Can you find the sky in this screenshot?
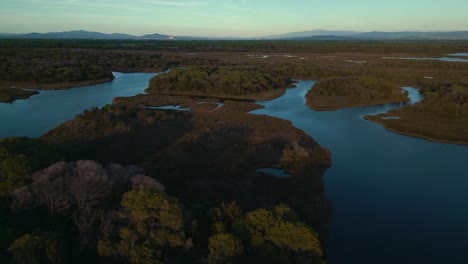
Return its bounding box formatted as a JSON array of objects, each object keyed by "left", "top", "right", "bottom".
[{"left": 1, "top": 0, "right": 468, "bottom": 37}]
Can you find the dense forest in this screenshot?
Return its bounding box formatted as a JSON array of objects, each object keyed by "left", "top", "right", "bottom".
[
  {"left": 0, "top": 49, "right": 112, "bottom": 84},
  {"left": 410, "top": 80, "right": 468, "bottom": 117},
  {"left": 306, "top": 76, "right": 408, "bottom": 110},
  {"left": 147, "top": 66, "right": 291, "bottom": 97},
  {"left": 1, "top": 39, "right": 468, "bottom": 54},
  {"left": 0, "top": 48, "right": 216, "bottom": 85},
  {"left": 366, "top": 80, "right": 468, "bottom": 144}
]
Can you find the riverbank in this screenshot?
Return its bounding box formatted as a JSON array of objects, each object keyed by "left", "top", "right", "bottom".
[
  {"left": 365, "top": 80, "right": 468, "bottom": 145},
  {"left": 365, "top": 113, "right": 468, "bottom": 145},
  {"left": 0, "top": 87, "right": 39, "bottom": 103},
  {"left": 0, "top": 76, "right": 114, "bottom": 91},
  {"left": 307, "top": 98, "right": 408, "bottom": 111},
  {"left": 0, "top": 77, "right": 114, "bottom": 102}
]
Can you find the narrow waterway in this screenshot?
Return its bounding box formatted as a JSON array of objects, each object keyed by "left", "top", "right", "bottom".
[
  {"left": 251, "top": 81, "right": 468, "bottom": 264},
  {"left": 0, "top": 72, "right": 157, "bottom": 138}
]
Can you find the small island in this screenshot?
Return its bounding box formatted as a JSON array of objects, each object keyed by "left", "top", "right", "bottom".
[
  {"left": 305, "top": 76, "right": 408, "bottom": 110},
  {"left": 146, "top": 66, "right": 293, "bottom": 101}
]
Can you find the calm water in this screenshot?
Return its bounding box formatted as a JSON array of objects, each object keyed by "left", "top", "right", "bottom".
[
  {"left": 252, "top": 81, "right": 468, "bottom": 264},
  {"left": 255, "top": 167, "right": 292, "bottom": 178},
  {"left": 383, "top": 56, "right": 468, "bottom": 63},
  {"left": 449, "top": 53, "right": 468, "bottom": 57},
  {"left": 0, "top": 72, "right": 157, "bottom": 138},
  {"left": 146, "top": 105, "right": 191, "bottom": 111}
]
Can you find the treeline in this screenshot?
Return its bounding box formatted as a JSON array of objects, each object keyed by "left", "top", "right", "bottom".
[
  {"left": 0, "top": 137, "right": 63, "bottom": 196},
  {"left": 74, "top": 105, "right": 178, "bottom": 135},
  {"left": 147, "top": 64, "right": 351, "bottom": 97},
  {"left": 407, "top": 80, "right": 468, "bottom": 117},
  {"left": 0, "top": 49, "right": 112, "bottom": 84},
  {"left": 0, "top": 49, "right": 122, "bottom": 83},
  {"left": 371, "top": 79, "right": 468, "bottom": 118},
  {"left": 364, "top": 80, "right": 468, "bottom": 144},
  {"left": 310, "top": 76, "right": 405, "bottom": 100},
  {"left": 1, "top": 39, "right": 468, "bottom": 54},
  {"left": 0, "top": 48, "right": 215, "bottom": 85},
  {"left": 147, "top": 66, "right": 291, "bottom": 96},
  {"left": 304, "top": 76, "right": 409, "bottom": 110},
  {"left": 38, "top": 105, "right": 182, "bottom": 148}
]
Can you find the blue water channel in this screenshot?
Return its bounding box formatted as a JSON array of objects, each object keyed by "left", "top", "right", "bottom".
[
  {"left": 0, "top": 72, "right": 157, "bottom": 138},
  {"left": 251, "top": 81, "right": 468, "bottom": 264}
]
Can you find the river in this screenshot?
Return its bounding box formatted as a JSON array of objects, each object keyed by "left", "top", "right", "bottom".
[
  {"left": 0, "top": 72, "right": 157, "bottom": 138},
  {"left": 251, "top": 81, "right": 468, "bottom": 264},
  {"left": 2, "top": 74, "right": 468, "bottom": 263}
]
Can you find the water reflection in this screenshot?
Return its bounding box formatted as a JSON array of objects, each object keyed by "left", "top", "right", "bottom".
[
  {"left": 251, "top": 81, "right": 468, "bottom": 264},
  {"left": 0, "top": 72, "right": 157, "bottom": 138}
]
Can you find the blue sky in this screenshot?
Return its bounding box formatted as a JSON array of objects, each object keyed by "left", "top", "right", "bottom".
[{"left": 1, "top": 0, "right": 467, "bottom": 37}]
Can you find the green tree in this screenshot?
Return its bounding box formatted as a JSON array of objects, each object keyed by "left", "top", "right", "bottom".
[
  {"left": 0, "top": 137, "right": 62, "bottom": 196},
  {"left": 0, "top": 148, "right": 32, "bottom": 196},
  {"left": 208, "top": 233, "right": 243, "bottom": 264},
  {"left": 244, "top": 205, "right": 323, "bottom": 261},
  {"left": 98, "top": 188, "right": 192, "bottom": 264},
  {"left": 8, "top": 233, "right": 62, "bottom": 264}
]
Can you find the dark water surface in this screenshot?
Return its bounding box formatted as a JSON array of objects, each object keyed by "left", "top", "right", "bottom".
[
  {"left": 0, "top": 72, "right": 157, "bottom": 138},
  {"left": 251, "top": 81, "right": 468, "bottom": 264}
]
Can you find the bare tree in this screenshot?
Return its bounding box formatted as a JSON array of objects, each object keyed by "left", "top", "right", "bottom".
[
  {"left": 10, "top": 186, "right": 33, "bottom": 215},
  {"left": 98, "top": 210, "right": 118, "bottom": 239},
  {"left": 74, "top": 208, "right": 103, "bottom": 246},
  {"left": 131, "top": 174, "right": 165, "bottom": 192},
  {"left": 30, "top": 161, "right": 71, "bottom": 213},
  {"left": 70, "top": 161, "right": 112, "bottom": 212}
]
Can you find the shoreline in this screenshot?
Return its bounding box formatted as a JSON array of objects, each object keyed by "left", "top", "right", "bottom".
[
  {"left": 364, "top": 115, "right": 468, "bottom": 146},
  {"left": 306, "top": 97, "right": 409, "bottom": 111},
  {"left": 147, "top": 88, "right": 287, "bottom": 102},
  {"left": 0, "top": 76, "right": 115, "bottom": 103},
  {"left": 0, "top": 88, "right": 39, "bottom": 103},
  {"left": 0, "top": 76, "right": 115, "bottom": 91}
]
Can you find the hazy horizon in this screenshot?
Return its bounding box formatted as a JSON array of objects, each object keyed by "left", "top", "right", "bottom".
[{"left": 1, "top": 0, "right": 468, "bottom": 37}]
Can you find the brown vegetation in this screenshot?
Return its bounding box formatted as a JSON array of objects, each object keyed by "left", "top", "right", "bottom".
[
  {"left": 0, "top": 87, "right": 39, "bottom": 103},
  {"left": 365, "top": 80, "right": 468, "bottom": 145}
]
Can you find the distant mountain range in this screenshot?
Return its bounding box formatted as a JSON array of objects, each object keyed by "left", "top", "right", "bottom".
[
  {"left": 263, "top": 30, "right": 358, "bottom": 39},
  {"left": 2, "top": 29, "right": 468, "bottom": 41},
  {"left": 0, "top": 30, "right": 177, "bottom": 40},
  {"left": 265, "top": 29, "right": 468, "bottom": 40}
]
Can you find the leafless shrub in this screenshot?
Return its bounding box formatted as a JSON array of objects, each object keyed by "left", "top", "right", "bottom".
[
  {"left": 30, "top": 161, "right": 72, "bottom": 213},
  {"left": 71, "top": 161, "right": 112, "bottom": 212},
  {"left": 130, "top": 174, "right": 165, "bottom": 192}
]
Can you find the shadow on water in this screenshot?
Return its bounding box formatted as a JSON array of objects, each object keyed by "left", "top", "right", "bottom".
[{"left": 251, "top": 81, "right": 468, "bottom": 264}]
